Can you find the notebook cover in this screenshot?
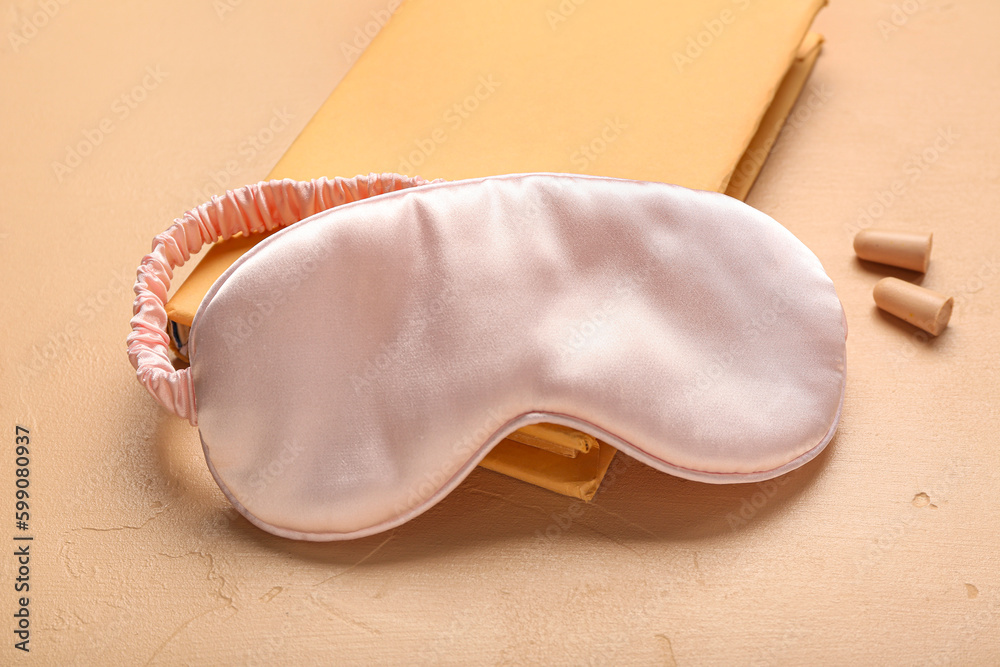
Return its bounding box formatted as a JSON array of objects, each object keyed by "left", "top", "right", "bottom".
[{"left": 268, "top": 0, "right": 826, "bottom": 189}]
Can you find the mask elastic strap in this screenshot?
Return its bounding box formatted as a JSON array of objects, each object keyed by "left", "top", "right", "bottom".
[{"left": 127, "top": 173, "right": 436, "bottom": 426}]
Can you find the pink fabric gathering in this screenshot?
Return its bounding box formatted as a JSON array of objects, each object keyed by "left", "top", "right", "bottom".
[{"left": 126, "top": 174, "right": 434, "bottom": 425}]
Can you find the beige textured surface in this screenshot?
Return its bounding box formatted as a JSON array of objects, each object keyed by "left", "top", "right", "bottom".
[{"left": 1, "top": 0, "right": 998, "bottom": 664}]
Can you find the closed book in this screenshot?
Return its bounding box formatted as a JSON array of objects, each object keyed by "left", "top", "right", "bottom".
[{"left": 166, "top": 0, "right": 826, "bottom": 500}]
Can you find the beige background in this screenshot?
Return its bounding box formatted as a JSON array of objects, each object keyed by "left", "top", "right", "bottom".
[{"left": 2, "top": 0, "right": 998, "bottom": 664}]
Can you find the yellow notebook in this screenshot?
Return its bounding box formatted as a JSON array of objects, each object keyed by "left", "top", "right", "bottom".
[{"left": 166, "top": 0, "right": 826, "bottom": 501}]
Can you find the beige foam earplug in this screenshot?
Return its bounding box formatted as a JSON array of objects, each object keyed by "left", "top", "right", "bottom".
[
  {"left": 873, "top": 277, "right": 953, "bottom": 335},
  {"left": 854, "top": 229, "right": 933, "bottom": 272}
]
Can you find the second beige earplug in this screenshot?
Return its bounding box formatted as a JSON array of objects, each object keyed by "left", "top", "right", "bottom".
[
  {"left": 873, "top": 277, "right": 953, "bottom": 335},
  {"left": 854, "top": 229, "right": 933, "bottom": 272}
]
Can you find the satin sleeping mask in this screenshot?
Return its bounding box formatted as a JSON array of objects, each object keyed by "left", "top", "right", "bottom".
[{"left": 128, "top": 172, "right": 847, "bottom": 541}]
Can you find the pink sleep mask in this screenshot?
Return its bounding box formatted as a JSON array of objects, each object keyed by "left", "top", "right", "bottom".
[{"left": 128, "top": 172, "right": 847, "bottom": 541}]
